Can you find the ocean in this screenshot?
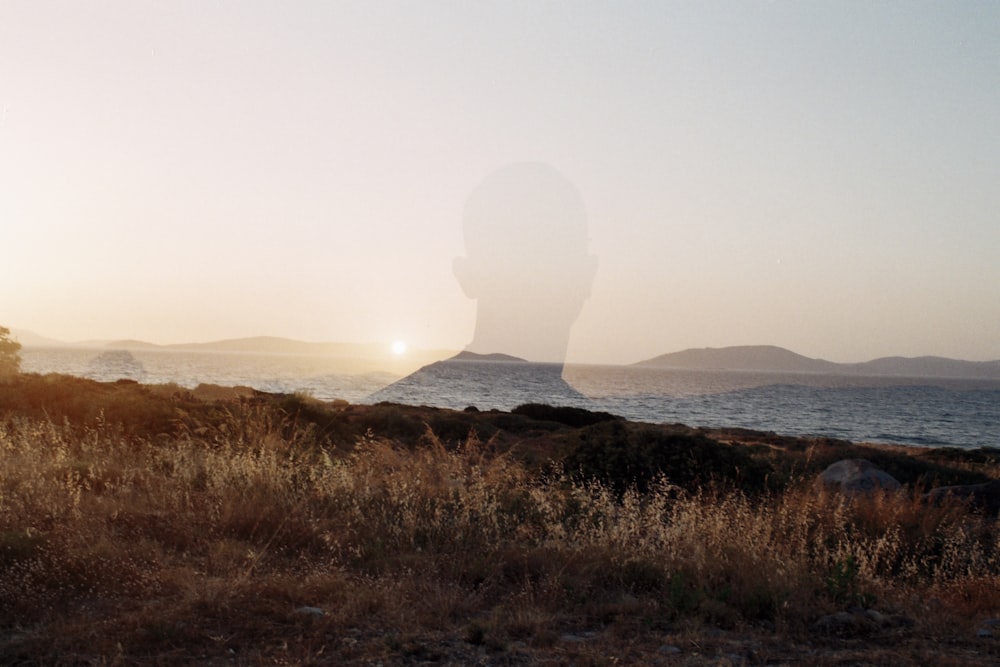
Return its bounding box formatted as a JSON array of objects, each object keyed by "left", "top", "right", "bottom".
[{"left": 19, "top": 347, "right": 1000, "bottom": 450}]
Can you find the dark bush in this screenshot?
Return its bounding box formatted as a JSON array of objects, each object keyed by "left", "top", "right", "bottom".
[
  {"left": 512, "top": 403, "right": 621, "bottom": 428},
  {"left": 561, "top": 421, "right": 775, "bottom": 495}
]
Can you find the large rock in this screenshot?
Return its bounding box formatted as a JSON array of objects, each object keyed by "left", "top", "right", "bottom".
[
  {"left": 814, "top": 459, "right": 901, "bottom": 496},
  {"left": 924, "top": 480, "right": 1000, "bottom": 516}
]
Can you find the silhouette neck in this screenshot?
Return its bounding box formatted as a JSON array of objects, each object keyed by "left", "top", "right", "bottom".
[{"left": 465, "top": 302, "right": 570, "bottom": 365}]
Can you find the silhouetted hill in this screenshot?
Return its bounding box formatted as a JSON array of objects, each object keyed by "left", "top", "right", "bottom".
[
  {"left": 166, "top": 336, "right": 388, "bottom": 357},
  {"left": 451, "top": 350, "right": 528, "bottom": 362},
  {"left": 100, "top": 336, "right": 395, "bottom": 357},
  {"left": 850, "top": 356, "right": 1000, "bottom": 379},
  {"left": 98, "top": 336, "right": 456, "bottom": 364},
  {"left": 636, "top": 345, "right": 1000, "bottom": 379},
  {"left": 106, "top": 339, "right": 162, "bottom": 350},
  {"left": 636, "top": 346, "right": 840, "bottom": 373},
  {"left": 11, "top": 329, "right": 68, "bottom": 347},
  {"left": 11, "top": 329, "right": 111, "bottom": 348}
]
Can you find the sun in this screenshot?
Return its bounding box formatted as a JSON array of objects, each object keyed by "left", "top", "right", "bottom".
[{"left": 391, "top": 340, "right": 408, "bottom": 356}]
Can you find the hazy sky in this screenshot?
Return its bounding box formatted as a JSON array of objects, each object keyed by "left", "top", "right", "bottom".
[{"left": 3, "top": 1, "right": 999, "bottom": 364}]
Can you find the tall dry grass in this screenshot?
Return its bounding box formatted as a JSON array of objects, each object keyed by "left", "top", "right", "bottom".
[{"left": 1, "top": 403, "right": 998, "bottom": 662}]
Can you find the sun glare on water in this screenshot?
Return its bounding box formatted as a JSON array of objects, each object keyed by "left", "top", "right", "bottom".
[{"left": 391, "top": 340, "right": 407, "bottom": 356}]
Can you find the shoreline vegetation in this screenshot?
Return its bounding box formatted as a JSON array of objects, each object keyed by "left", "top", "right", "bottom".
[{"left": 1, "top": 373, "right": 999, "bottom": 665}]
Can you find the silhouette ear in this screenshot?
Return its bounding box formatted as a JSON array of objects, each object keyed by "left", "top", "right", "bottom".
[{"left": 453, "top": 256, "right": 478, "bottom": 298}]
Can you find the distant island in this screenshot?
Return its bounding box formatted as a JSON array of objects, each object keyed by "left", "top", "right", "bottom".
[
  {"left": 636, "top": 345, "right": 1000, "bottom": 380},
  {"left": 451, "top": 350, "right": 528, "bottom": 362}
]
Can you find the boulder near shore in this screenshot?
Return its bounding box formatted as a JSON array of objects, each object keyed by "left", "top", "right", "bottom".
[{"left": 814, "top": 458, "right": 903, "bottom": 496}]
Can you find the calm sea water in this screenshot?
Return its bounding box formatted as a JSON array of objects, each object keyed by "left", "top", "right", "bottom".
[{"left": 20, "top": 348, "right": 1000, "bottom": 449}]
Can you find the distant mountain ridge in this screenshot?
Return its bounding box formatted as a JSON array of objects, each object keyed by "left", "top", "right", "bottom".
[
  {"left": 109, "top": 336, "right": 457, "bottom": 362},
  {"left": 636, "top": 345, "right": 1000, "bottom": 379},
  {"left": 158, "top": 336, "right": 388, "bottom": 358},
  {"left": 14, "top": 329, "right": 1000, "bottom": 379},
  {"left": 10, "top": 329, "right": 71, "bottom": 347},
  {"left": 14, "top": 330, "right": 454, "bottom": 361}
]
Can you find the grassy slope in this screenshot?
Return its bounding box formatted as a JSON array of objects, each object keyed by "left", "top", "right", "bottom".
[{"left": 0, "top": 373, "right": 999, "bottom": 665}]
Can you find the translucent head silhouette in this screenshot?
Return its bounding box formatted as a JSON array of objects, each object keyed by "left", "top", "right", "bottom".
[{"left": 453, "top": 163, "right": 597, "bottom": 363}]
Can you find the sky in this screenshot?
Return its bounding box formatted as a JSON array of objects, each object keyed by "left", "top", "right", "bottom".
[{"left": 2, "top": 1, "right": 999, "bottom": 365}]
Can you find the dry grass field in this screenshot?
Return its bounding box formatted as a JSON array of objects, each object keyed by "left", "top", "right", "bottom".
[{"left": 1, "top": 373, "right": 999, "bottom": 665}]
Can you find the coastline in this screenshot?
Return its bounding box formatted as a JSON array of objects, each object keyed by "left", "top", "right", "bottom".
[{"left": 22, "top": 346, "right": 1000, "bottom": 449}]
